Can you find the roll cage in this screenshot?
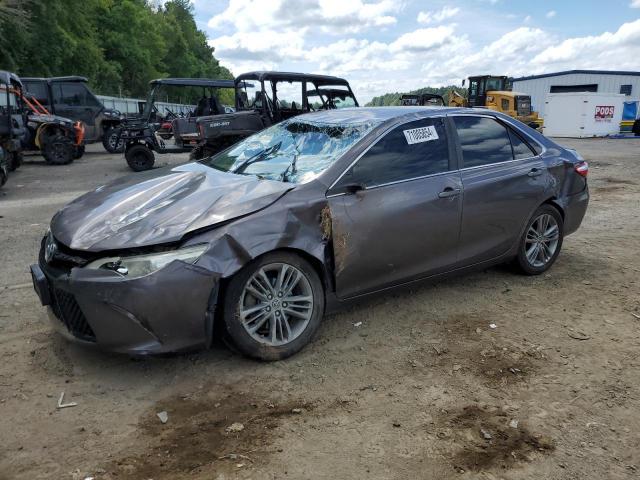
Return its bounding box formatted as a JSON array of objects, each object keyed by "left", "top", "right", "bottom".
[
  {"left": 143, "top": 78, "right": 236, "bottom": 121},
  {"left": 234, "top": 71, "right": 359, "bottom": 122}
]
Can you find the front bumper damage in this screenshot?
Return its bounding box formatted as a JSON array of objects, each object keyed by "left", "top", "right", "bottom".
[{"left": 31, "top": 251, "right": 220, "bottom": 355}]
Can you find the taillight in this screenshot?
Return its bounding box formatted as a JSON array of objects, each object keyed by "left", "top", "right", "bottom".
[{"left": 574, "top": 161, "right": 589, "bottom": 177}]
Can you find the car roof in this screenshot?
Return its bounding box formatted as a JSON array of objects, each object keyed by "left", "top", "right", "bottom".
[
  {"left": 293, "top": 106, "right": 475, "bottom": 125},
  {"left": 149, "top": 78, "right": 235, "bottom": 88},
  {"left": 22, "top": 76, "right": 88, "bottom": 83},
  {"left": 235, "top": 71, "right": 350, "bottom": 86},
  {"left": 0, "top": 70, "right": 22, "bottom": 87}
]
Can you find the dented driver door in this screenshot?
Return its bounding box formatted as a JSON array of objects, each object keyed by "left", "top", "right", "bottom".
[{"left": 327, "top": 117, "right": 462, "bottom": 299}]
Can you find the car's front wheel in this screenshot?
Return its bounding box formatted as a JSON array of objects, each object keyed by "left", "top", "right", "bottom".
[
  {"left": 516, "top": 204, "right": 564, "bottom": 275},
  {"left": 222, "top": 252, "right": 325, "bottom": 361}
]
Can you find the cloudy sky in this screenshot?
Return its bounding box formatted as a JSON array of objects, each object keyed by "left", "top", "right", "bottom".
[{"left": 191, "top": 0, "right": 640, "bottom": 102}]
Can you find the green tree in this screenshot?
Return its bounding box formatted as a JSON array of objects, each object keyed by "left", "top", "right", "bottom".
[{"left": 0, "top": 0, "right": 232, "bottom": 99}]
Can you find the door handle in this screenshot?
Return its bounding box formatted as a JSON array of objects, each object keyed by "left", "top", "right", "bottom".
[
  {"left": 527, "top": 168, "right": 543, "bottom": 177},
  {"left": 438, "top": 187, "right": 461, "bottom": 198}
]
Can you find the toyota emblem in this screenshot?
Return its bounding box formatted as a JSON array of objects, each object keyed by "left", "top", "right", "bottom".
[{"left": 44, "top": 235, "right": 58, "bottom": 263}]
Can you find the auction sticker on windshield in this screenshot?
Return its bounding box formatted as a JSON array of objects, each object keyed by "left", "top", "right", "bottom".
[{"left": 403, "top": 125, "right": 439, "bottom": 144}]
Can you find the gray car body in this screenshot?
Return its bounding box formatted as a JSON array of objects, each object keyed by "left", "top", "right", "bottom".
[{"left": 33, "top": 107, "right": 589, "bottom": 354}]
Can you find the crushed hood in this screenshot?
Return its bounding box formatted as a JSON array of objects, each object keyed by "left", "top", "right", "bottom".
[{"left": 51, "top": 162, "right": 293, "bottom": 251}]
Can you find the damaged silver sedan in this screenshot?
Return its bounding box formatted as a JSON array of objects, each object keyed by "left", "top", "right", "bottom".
[{"left": 31, "top": 107, "right": 589, "bottom": 360}]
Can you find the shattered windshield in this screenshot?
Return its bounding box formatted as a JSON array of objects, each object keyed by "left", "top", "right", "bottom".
[{"left": 202, "top": 119, "right": 376, "bottom": 184}]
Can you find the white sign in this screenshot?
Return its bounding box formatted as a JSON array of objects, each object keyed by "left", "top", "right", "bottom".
[{"left": 403, "top": 125, "right": 439, "bottom": 144}]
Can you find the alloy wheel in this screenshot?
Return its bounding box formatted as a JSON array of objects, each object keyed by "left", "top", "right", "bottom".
[
  {"left": 524, "top": 213, "right": 560, "bottom": 268},
  {"left": 239, "top": 262, "right": 314, "bottom": 346}
]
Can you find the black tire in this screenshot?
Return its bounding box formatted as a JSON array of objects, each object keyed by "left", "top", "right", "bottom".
[
  {"left": 0, "top": 165, "right": 7, "bottom": 187},
  {"left": 189, "top": 144, "right": 204, "bottom": 161},
  {"left": 515, "top": 204, "right": 564, "bottom": 275},
  {"left": 7, "top": 151, "right": 22, "bottom": 171},
  {"left": 125, "top": 144, "right": 155, "bottom": 172},
  {"left": 102, "top": 128, "right": 124, "bottom": 153},
  {"left": 42, "top": 134, "right": 74, "bottom": 165},
  {"left": 73, "top": 144, "right": 85, "bottom": 160},
  {"left": 632, "top": 119, "right": 640, "bottom": 137},
  {"left": 189, "top": 143, "right": 213, "bottom": 161},
  {"left": 222, "top": 251, "right": 325, "bottom": 361}
]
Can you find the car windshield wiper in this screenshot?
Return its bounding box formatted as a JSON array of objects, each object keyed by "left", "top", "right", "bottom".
[
  {"left": 279, "top": 152, "right": 299, "bottom": 182},
  {"left": 232, "top": 142, "right": 282, "bottom": 175}
]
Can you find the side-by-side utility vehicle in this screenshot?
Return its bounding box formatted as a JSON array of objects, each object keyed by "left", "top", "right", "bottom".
[
  {"left": 192, "top": 71, "right": 359, "bottom": 160},
  {"left": 22, "top": 76, "right": 124, "bottom": 153},
  {"left": 118, "top": 78, "right": 236, "bottom": 171}
]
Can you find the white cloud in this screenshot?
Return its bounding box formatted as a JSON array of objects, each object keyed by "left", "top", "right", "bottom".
[
  {"left": 631, "top": 0, "right": 640, "bottom": 7},
  {"left": 546, "top": 10, "right": 556, "bottom": 18},
  {"left": 208, "top": 0, "right": 398, "bottom": 34},
  {"left": 207, "top": 0, "right": 402, "bottom": 77},
  {"left": 302, "top": 25, "right": 468, "bottom": 77},
  {"left": 390, "top": 26, "right": 457, "bottom": 52},
  {"left": 208, "top": 28, "right": 308, "bottom": 75},
  {"left": 417, "top": 6, "right": 460, "bottom": 24},
  {"left": 204, "top": 0, "right": 640, "bottom": 104},
  {"left": 531, "top": 18, "right": 640, "bottom": 70}
]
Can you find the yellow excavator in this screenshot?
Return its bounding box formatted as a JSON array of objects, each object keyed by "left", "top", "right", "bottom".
[{"left": 449, "top": 75, "right": 542, "bottom": 129}]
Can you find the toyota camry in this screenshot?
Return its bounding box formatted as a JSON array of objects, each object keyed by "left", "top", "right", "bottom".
[{"left": 30, "top": 107, "right": 589, "bottom": 360}]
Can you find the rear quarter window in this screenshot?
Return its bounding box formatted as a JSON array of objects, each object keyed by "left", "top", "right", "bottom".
[{"left": 508, "top": 128, "right": 536, "bottom": 159}]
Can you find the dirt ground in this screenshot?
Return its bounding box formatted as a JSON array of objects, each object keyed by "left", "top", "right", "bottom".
[{"left": 0, "top": 138, "right": 639, "bottom": 480}]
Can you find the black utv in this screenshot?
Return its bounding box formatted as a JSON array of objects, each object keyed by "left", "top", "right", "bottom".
[
  {"left": 400, "top": 93, "right": 445, "bottom": 106},
  {"left": 1, "top": 71, "right": 84, "bottom": 167},
  {"left": 119, "top": 78, "right": 236, "bottom": 171},
  {"left": 0, "top": 70, "right": 25, "bottom": 175},
  {"left": 192, "top": 71, "right": 359, "bottom": 160},
  {"left": 21, "top": 76, "right": 125, "bottom": 153}
]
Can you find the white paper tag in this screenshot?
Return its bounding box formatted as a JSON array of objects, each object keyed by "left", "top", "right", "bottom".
[{"left": 403, "top": 125, "right": 439, "bottom": 144}]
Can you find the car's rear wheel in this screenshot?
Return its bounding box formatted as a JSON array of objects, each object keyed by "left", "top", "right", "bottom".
[
  {"left": 222, "top": 252, "right": 325, "bottom": 361},
  {"left": 516, "top": 204, "right": 564, "bottom": 275},
  {"left": 125, "top": 144, "right": 155, "bottom": 171}
]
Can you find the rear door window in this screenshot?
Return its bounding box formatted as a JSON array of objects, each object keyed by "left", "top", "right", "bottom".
[
  {"left": 508, "top": 129, "right": 536, "bottom": 159},
  {"left": 338, "top": 117, "right": 450, "bottom": 188},
  {"left": 453, "top": 116, "right": 513, "bottom": 168}
]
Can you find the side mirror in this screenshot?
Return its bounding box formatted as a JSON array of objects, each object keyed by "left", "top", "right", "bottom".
[{"left": 462, "top": 79, "right": 466, "bottom": 87}]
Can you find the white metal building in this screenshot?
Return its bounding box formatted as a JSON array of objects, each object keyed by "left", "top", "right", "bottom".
[{"left": 511, "top": 70, "right": 640, "bottom": 117}]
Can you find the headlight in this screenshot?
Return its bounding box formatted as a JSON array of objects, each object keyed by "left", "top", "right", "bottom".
[{"left": 85, "top": 244, "right": 208, "bottom": 279}]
